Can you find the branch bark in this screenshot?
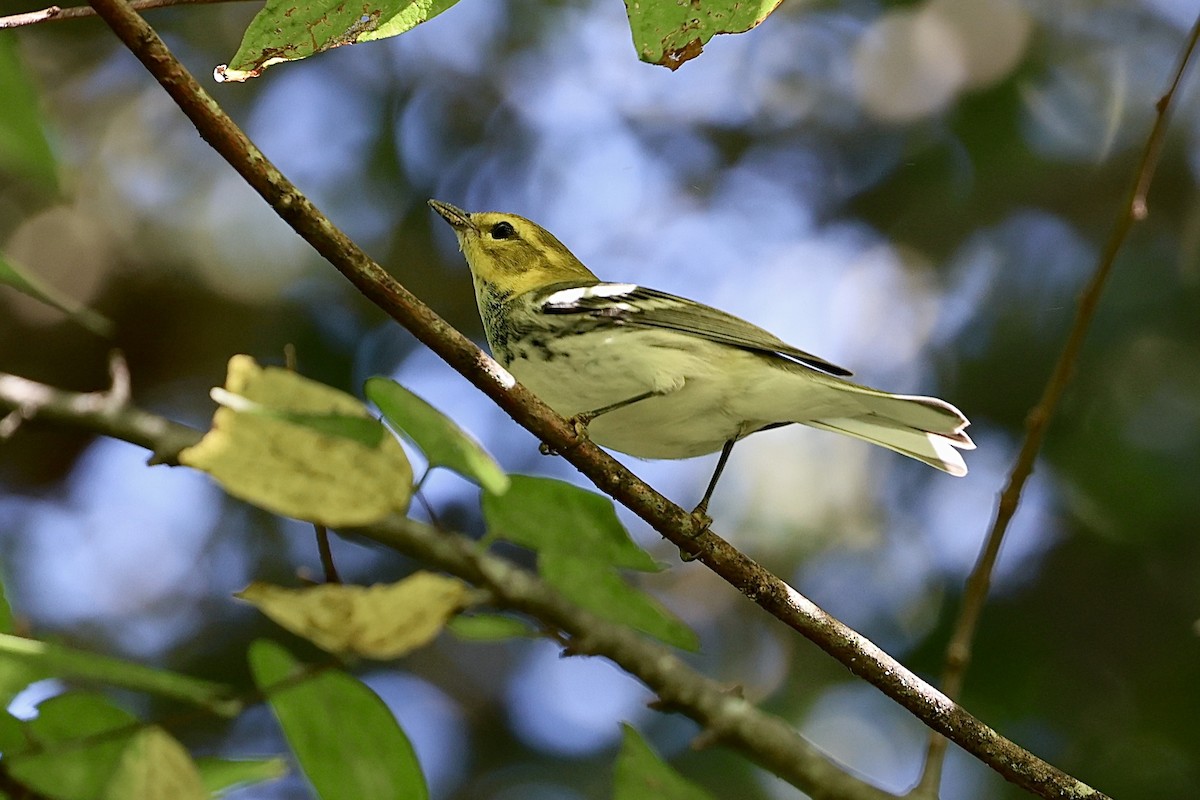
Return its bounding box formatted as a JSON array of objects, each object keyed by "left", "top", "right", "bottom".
[
  {"left": 0, "top": 370, "right": 892, "bottom": 800},
  {"left": 0, "top": 0, "right": 1106, "bottom": 795},
  {"left": 0, "top": 0, "right": 246, "bottom": 30},
  {"left": 913, "top": 11, "right": 1200, "bottom": 795}
]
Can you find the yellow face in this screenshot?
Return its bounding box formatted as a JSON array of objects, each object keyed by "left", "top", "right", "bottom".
[{"left": 430, "top": 201, "right": 596, "bottom": 296}]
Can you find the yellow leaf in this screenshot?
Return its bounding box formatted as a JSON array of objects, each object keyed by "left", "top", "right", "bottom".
[
  {"left": 104, "top": 727, "right": 207, "bottom": 800},
  {"left": 181, "top": 355, "right": 411, "bottom": 525},
  {"left": 238, "top": 573, "right": 471, "bottom": 660}
]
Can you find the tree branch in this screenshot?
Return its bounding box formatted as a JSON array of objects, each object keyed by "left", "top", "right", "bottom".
[
  {"left": 23, "top": 1, "right": 1109, "bottom": 795},
  {"left": 0, "top": 351, "right": 198, "bottom": 462},
  {"left": 0, "top": 371, "right": 892, "bottom": 800},
  {"left": 913, "top": 11, "right": 1200, "bottom": 796},
  {"left": 0, "top": 0, "right": 248, "bottom": 30}
]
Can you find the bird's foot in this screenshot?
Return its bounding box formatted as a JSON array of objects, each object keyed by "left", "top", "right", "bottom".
[
  {"left": 538, "top": 413, "right": 593, "bottom": 456},
  {"left": 566, "top": 412, "right": 594, "bottom": 439},
  {"left": 677, "top": 505, "right": 713, "bottom": 562}
]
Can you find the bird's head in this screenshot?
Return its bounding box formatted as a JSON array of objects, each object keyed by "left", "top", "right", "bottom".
[{"left": 429, "top": 200, "right": 596, "bottom": 296}]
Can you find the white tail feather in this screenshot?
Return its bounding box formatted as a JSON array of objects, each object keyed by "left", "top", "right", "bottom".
[
  {"left": 807, "top": 416, "right": 971, "bottom": 476},
  {"left": 829, "top": 382, "right": 973, "bottom": 444}
]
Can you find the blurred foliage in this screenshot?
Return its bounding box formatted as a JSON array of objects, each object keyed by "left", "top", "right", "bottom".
[{"left": 1, "top": 0, "right": 1199, "bottom": 798}]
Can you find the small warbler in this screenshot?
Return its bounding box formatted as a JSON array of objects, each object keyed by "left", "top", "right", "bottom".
[{"left": 429, "top": 200, "right": 973, "bottom": 514}]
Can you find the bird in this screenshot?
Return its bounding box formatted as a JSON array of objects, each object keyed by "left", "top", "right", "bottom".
[{"left": 428, "top": 199, "right": 973, "bottom": 517}]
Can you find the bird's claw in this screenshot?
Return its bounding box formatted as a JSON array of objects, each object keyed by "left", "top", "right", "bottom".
[
  {"left": 539, "top": 414, "right": 593, "bottom": 456},
  {"left": 567, "top": 413, "right": 593, "bottom": 439},
  {"left": 677, "top": 507, "right": 713, "bottom": 561}
]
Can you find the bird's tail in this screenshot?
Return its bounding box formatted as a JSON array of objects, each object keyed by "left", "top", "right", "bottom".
[{"left": 807, "top": 387, "right": 975, "bottom": 476}]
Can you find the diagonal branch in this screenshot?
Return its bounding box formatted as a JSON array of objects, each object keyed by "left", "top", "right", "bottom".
[
  {"left": 913, "top": 11, "right": 1200, "bottom": 796},
  {"left": 0, "top": 371, "right": 892, "bottom": 800},
  {"left": 0, "top": 0, "right": 248, "bottom": 30},
  {"left": 63, "top": 1, "right": 1110, "bottom": 796}
]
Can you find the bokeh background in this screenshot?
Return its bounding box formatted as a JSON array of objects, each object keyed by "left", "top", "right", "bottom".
[{"left": 2, "top": 0, "right": 1200, "bottom": 797}]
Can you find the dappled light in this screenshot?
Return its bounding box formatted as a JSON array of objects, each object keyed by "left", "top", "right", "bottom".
[{"left": 2, "top": 0, "right": 1199, "bottom": 798}]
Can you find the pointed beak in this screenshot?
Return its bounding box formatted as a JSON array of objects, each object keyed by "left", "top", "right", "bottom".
[{"left": 428, "top": 199, "right": 475, "bottom": 233}]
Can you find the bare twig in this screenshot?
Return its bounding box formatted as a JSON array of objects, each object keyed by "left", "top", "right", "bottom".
[
  {"left": 0, "top": 351, "right": 198, "bottom": 462},
  {"left": 913, "top": 12, "right": 1200, "bottom": 797},
  {"left": 67, "top": 1, "right": 1110, "bottom": 795},
  {"left": 0, "top": 0, "right": 247, "bottom": 30},
  {"left": 313, "top": 525, "right": 341, "bottom": 583}
]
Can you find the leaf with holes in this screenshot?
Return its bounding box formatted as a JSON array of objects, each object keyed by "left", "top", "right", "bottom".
[
  {"left": 624, "top": 0, "right": 784, "bottom": 70},
  {"left": 216, "top": 0, "right": 460, "bottom": 82}
]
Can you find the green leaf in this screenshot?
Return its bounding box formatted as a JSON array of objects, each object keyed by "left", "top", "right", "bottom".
[
  {"left": 0, "top": 579, "right": 14, "bottom": 634},
  {"left": 0, "top": 710, "right": 25, "bottom": 752},
  {"left": 614, "top": 724, "right": 715, "bottom": 800},
  {"left": 365, "top": 377, "right": 510, "bottom": 495},
  {"left": 102, "top": 727, "right": 206, "bottom": 800},
  {"left": 0, "top": 251, "right": 113, "bottom": 336},
  {"left": 623, "top": 0, "right": 784, "bottom": 70},
  {"left": 0, "top": 632, "right": 240, "bottom": 716},
  {"left": 181, "top": 356, "right": 412, "bottom": 527},
  {"left": 249, "top": 640, "right": 428, "bottom": 800},
  {"left": 447, "top": 613, "right": 537, "bottom": 641},
  {"left": 483, "top": 477, "right": 697, "bottom": 650},
  {"left": 540, "top": 553, "right": 698, "bottom": 651},
  {"left": 0, "top": 37, "right": 58, "bottom": 191},
  {"left": 482, "top": 476, "right": 659, "bottom": 571},
  {"left": 5, "top": 692, "right": 138, "bottom": 800},
  {"left": 216, "top": 0, "right": 459, "bottom": 82},
  {"left": 195, "top": 756, "right": 288, "bottom": 797},
  {"left": 238, "top": 573, "right": 470, "bottom": 659}
]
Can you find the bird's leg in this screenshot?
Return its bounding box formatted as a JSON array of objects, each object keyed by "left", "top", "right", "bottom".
[
  {"left": 538, "top": 390, "right": 662, "bottom": 455},
  {"left": 679, "top": 438, "right": 736, "bottom": 562},
  {"left": 568, "top": 390, "right": 659, "bottom": 435}
]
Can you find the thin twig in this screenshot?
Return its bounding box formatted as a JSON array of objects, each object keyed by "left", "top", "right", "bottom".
[
  {"left": 0, "top": 351, "right": 199, "bottom": 462},
  {"left": 313, "top": 525, "right": 341, "bottom": 583},
  {"left": 280, "top": 343, "right": 342, "bottom": 584},
  {"left": 77, "top": 2, "right": 1110, "bottom": 796},
  {"left": 913, "top": 12, "right": 1200, "bottom": 797},
  {"left": 0, "top": 0, "right": 248, "bottom": 30}
]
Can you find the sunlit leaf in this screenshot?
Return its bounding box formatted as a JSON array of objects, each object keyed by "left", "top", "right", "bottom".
[
  {"left": 238, "top": 573, "right": 471, "bottom": 660},
  {"left": 212, "top": 387, "right": 385, "bottom": 447},
  {"left": 624, "top": 0, "right": 784, "bottom": 70},
  {"left": 540, "top": 552, "right": 698, "bottom": 651},
  {"left": 482, "top": 476, "right": 659, "bottom": 571},
  {"left": 0, "top": 252, "right": 113, "bottom": 336},
  {"left": 181, "top": 355, "right": 412, "bottom": 527},
  {"left": 365, "top": 376, "right": 510, "bottom": 494},
  {"left": 249, "top": 640, "right": 428, "bottom": 800},
  {"left": 483, "top": 476, "right": 697, "bottom": 650},
  {"left": 215, "top": 0, "right": 459, "bottom": 82},
  {"left": 614, "top": 724, "right": 716, "bottom": 800},
  {"left": 103, "top": 727, "right": 206, "bottom": 800},
  {"left": 196, "top": 756, "right": 288, "bottom": 797}
]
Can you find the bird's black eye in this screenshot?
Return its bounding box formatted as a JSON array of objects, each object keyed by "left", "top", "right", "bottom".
[{"left": 490, "top": 221, "right": 516, "bottom": 240}]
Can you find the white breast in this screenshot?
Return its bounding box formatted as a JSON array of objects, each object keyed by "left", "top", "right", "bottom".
[{"left": 507, "top": 328, "right": 775, "bottom": 459}]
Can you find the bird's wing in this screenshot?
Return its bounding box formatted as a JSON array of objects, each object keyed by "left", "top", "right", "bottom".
[{"left": 535, "top": 281, "right": 852, "bottom": 377}]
